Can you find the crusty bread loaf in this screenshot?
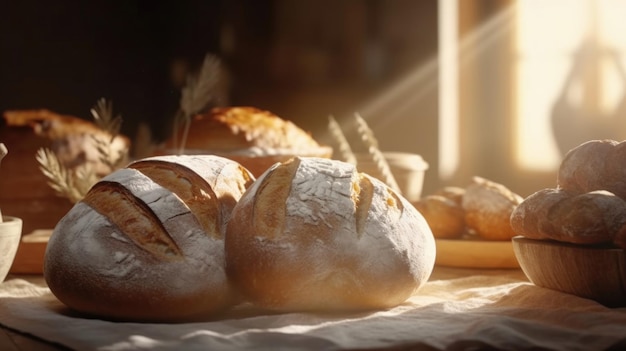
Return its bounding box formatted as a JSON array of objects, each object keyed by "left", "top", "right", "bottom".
[
  {"left": 510, "top": 188, "right": 626, "bottom": 247},
  {"left": 3, "top": 109, "right": 130, "bottom": 176},
  {"left": 43, "top": 155, "right": 254, "bottom": 322},
  {"left": 462, "top": 177, "right": 523, "bottom": 240},
  {"left": 413, "top": 194, "right": 465, "bottom": 239},
  {"left": 224, "top": 157, "right": 436, "bottom": 312},
  {"left": 161, "top": 106, "right": 332, "bottom": 176},
  {"left": 557, "top": 139, "right": 626, "bottom": 199},
  {"left": 0, "top": 109, "right": 130, "bottom": 234}
]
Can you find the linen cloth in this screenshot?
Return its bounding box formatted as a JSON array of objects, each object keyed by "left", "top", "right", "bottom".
[{"left": 0, "top": 268, "right": 625, "bottom": 351}]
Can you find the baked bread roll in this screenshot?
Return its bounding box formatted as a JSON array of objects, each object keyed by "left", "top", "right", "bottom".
[
  {"left": 557, "top": 139, "right": 626, "bottom": 199},
  {"left": 225, "top": 157, "right": 436, "bottom": 312},
  {"left": 510, "top": 188, "right": 626, "bottom": 247},
  {"left": 43, "top": 155, "right": 254, "bottom": 322},
  {"left": 462, "top": 177, "right": 523, "bottom": 240},
  {"left": 413, "top": 194, "right": 465, "bottom": 239},
  {"left": 162, "top": 106, "right": 332, "bottom": 177}
]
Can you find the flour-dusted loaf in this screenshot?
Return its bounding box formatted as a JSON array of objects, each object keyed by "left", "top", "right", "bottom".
[
  {"left": 224, "top": 157, "right": 436, "bottom": 312},
  {"left": 510, "top": 188, "right": 626, "bottom": 246},
  {"left": 511, "top": 139, "right": 626, "bottom": 249},
  {"left": 43, "top": 155, "right": 254, "bottom": 322}
]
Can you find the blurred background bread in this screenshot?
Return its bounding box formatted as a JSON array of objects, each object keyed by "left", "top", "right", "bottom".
[
  {"left": 160, "top": 106, "right": 332, "bottom": 177},
  {"left": 0, "top": 109, "right": 130, "bottom": 234}
]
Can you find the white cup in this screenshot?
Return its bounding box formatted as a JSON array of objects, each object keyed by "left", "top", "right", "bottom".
[{"left": 355, "top": 152, "right": 429, "bottom": 202}]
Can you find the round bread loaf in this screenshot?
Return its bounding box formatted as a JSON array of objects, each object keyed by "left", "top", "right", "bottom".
[
  {"left": 224, "top": 157, "right": 436, "bottom": 312},
  {"left": 510, "top": 188, "right": 626, "bottom": 247},
  {"left": 43, "top": 155, "right": 254, "bottom": 322},
  {"left": 413, "top": 194, "right": 465, "bottom": 239},
  {"left": 558, "top": 139, "right": 626, "bottom": 199},
  {"left": 462, "top": 176, "right": 523, "bottom": 240},
  {"left": 162, "top": 106, "right": 332, "bottom": 177}
]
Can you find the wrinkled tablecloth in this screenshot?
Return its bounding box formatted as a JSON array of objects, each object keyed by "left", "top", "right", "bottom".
[{"left": 0, "top": 267, "right": 625, "bottom": 351}]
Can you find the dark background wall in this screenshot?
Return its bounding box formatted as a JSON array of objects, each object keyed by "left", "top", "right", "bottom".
[{"left": 0, "top": 0, "right": 438, "bottom": 152}]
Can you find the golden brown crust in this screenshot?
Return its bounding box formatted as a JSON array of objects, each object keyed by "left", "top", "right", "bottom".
[
  {"left": 169, "top": 106, "right": 322, "bottom": 151},
  {"left": 4, "top": 109, "right": 104, "bottom": 138},
  {"left": 434, "top": 186, "right": 465, "bottom": 206},
  {"left": 83, "top": 181, "right": 184, "bottom": 260},
  {"left": 225, "top": 157, "right": 436, "bottom": 312},
  {"left": 462, "top": 177, "right": 523, "bottom": 241},
  {"left": 511, "top": 188, "right": 626, "bottom": 246},
  {"left": 44, "top": 155, "right": 255, "bottom": 322},
  {"left": 413, "top": 195, "right": 465, "bottom": 239},
  {"left": 160, "top": 106, "right": 333, "bottom": 177},
  {"left": 558, "top": 139, "right": 626, "bottom": 199},
  {"left": 129, "top": 160, "right": 221, "bottom": 239}
]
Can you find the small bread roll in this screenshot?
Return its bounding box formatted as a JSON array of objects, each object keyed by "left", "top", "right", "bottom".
[
  {"left": 557, "top": 139, "right": 618, "bottom": 195},
  {"left": 558, "top": 139, "right": 626, "bottom": 200},
  {"left": 413, "top": 195, "right": 465, "bottom": 239},
  {"left": 462, "top": 176, "right": 523, "bottom": 240},
  {"left": 434, "top": 186, "right": 465, "bottom": 206},
  {"left": 510, "top": 188, "right": 626, "bottom": 246},
  {"left": 225, "top": 157, "right": 436, "bottom": 312},
  {"left": 44, "top": 155, "right": 254, "bottom": 322}
]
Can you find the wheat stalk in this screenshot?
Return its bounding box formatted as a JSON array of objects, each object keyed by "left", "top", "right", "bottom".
[
  {"left": 90, "top": 98, "right": 128, "bottom": 170},
  {"left": 327, "top": 115, "right": 356, "bottom": 165},
  {"left": 176, "top": 53, "right": 224, "bottom": 153},
  {"left": 91, "top": 98, "right": 123, "bottom": 142},
  {"left": 353, "top": 112, "right": 400, "bottom": 193},
  {"left": 36, "top": 98, "right": 128, "bottom": 203},
  {"left": 36, "top": 148, "right": 97, "bottom": 203}
]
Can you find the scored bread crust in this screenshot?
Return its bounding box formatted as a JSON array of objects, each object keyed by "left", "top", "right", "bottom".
[
  {"left": 225, "top": 157, "right": 436, "bottom": 312},
  {"left": 168, "top": 106, "right": 323, "bottom": 152},
  {"left": 43, "top": 155, "right": 254, "bottom": 322}
]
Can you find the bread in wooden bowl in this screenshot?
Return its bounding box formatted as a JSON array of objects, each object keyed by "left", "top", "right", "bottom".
[
  {"left": 161, "top": 106, "right": 332, "bottom": 177},
  {"left": 510, "top": 139, "right": 626, "bottom": 306},
  {"left": 512, "top": 237, "right": 626, "bottom": 307}
]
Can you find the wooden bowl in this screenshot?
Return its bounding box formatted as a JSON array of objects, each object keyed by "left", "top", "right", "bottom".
[{"left": 512, "top": 236, "right": 626, "bottom": 307}]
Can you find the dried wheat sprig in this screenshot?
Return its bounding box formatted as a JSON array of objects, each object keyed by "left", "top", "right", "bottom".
[
  {"left": 327, "top": 115, "right": 356, "bottom": 165},
  {"left": 91, "top": 98, "right": 123, "bottom": 142},
  {"left": 89, "top": 98, "right": 128, "bottom": 172},
  {"left": 353, "top": 112, "right": 400, "bottom": 193},
  {"left": 177, "top": 53, "right": 224, "bottom": 153},
  {"left": 36, "top": 148, "right": 96, "bottom": 203}
]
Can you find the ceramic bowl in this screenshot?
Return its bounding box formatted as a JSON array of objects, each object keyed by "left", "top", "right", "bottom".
[
  {"left": 512, "top": 236, "right": 626, "bottom": 307},
  {"left": 0, "top": 216, "right": 23, "bottom": 282}
]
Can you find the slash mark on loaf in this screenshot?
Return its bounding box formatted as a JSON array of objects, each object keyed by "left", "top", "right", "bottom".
[
  {"left": 83, "top": 181, "right": 183, "bottom": 260},
  {"left": 130, "top": 160, "right": 221, "bottom": 238},
  {"left": 253, "top": 158, "right": 300, "bottom": 239}
]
